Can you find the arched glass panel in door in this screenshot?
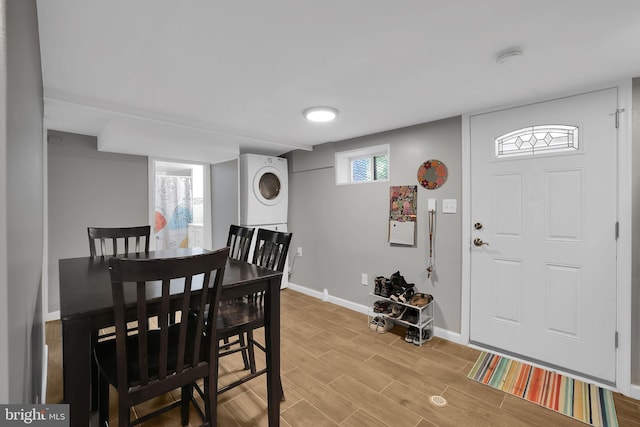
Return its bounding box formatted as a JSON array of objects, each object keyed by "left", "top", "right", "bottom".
[{"left": 495, "top": 124, "right": 579, "bottom": 159}]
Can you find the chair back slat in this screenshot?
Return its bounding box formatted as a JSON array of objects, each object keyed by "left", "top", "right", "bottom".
[
  {"left": 108, "top": 247, "right": 229, "bottom": 392},
  {"left": 190, "top": 273, "right": 208, "bottom": 367},
  {"left": 226, "top": 225, "right": 255, "bottom": 261},
  {"left": 252, "top": 228, "right": 292, "bottom": 273},
  {"left": 175, "top": 276, "right": 193, "bottom": 373},
  {"left": 136, "top": 282, "right": 149, "bottom": 385},
  {"left": 259, "top": 241, "right": 280, "bottom": 271},
  {"left": 111, "top": 281, "right": 128, "bottom": 392},
  {"left": 88, "top": 226, "right": 151, "bottom": 257},
  {"left": 249, "top": 229, "right": 292, "bottom": 304},
  {"left": 157, "top": 278, "right": 171, "bottom": 380}
]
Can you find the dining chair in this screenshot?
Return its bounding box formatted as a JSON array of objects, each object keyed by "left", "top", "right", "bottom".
[
  {"left": 87, "top": 225, "right": 151, "bottom": 257},
  {"left": 226, "top": 224, "right": 254, "bottom": 262},
  {"left": 216, "top": 228, "right": 292, "bottom": 394},
  {"left": 87, "top": 226, "right": 152, "bottom": 341},
  {"left": 219, "top": 225, "right": 255, "bottom": 368},
  {"left": 87, "top": 225, "right": 153, "bottom": 410},
  {"left": 93, "top": 248, "right": 229, "bottom": 427}
]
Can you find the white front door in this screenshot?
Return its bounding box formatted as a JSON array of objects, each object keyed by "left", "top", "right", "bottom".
[{"left": 469, "top": 88, "right": 618, "bottom": 384}]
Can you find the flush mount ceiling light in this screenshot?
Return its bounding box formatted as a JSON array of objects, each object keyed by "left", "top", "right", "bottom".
[
  {"left": 303, "top": 106, "right": 339, "bottom": 122},
  {"left": 496, "top": 48, "right": 523, "bottom": 66}
]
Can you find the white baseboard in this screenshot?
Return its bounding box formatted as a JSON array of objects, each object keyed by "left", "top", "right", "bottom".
[
  {"left": 45, "top": 310, "right": 60, "bottom": 322},
  {"left": 286, "top": 282, "right": 323, "bottom": 299},
  {"left": 286, "top": 283, "right": 459, "bottom": 343},
  {"left": 41, "top": 344, "right": 48, "bottom": 404},
  {"left": 287, "top": 283, "right": 370, "bottom": 315},
  {"left": 434, "top": 327, "right": 463, "bottom": 345},
  {"left": 628, "top": 384, "right": 640, "bottom": 400}
]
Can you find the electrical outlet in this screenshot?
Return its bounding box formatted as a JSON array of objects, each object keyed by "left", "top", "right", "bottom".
[
  {"left": 361, "top": 273, "right": 368, "bottom": 285},
  {"left": 297, "top": 247, "right": 303, "bottom": 256}
]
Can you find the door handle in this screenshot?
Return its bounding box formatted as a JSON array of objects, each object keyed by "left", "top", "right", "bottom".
[{"left": 473, "top": 238, "right": 489, "bottom": 247}]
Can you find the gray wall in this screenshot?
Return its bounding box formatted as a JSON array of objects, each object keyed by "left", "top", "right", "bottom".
[
  {"left": 287, "top": 117, "right": 462, "bottom": 333},
  {"left": 211, "top": 159, "right": 239, "bottom": 250},
  {"left": 632, "top": 78, "right": 640, "bottom": 385},
  {"left": 47, "top": 131, "right": 148, "bottom": 313},
  {"left": 3, "top": 0, "right": 45, "bottom": 403}
]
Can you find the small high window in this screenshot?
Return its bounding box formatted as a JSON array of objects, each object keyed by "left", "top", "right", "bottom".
[
  {"left": 335, "top": 144, "right": 390, "bottom": 185},
  {"left": 495, "top": 125, "right": 579, "bottom": 159}
]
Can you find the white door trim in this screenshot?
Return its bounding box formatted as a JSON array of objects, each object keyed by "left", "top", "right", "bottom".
[{"left": 461, "top": 79, "right": 634, "bottom": 397}]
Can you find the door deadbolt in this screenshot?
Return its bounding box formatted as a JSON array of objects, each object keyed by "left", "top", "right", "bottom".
[
  {"left": 473, "top": 238, "right": 489, "bottom": 247},
  {"left": 474, "top": 222, "right": 483, "bottom": 230}
]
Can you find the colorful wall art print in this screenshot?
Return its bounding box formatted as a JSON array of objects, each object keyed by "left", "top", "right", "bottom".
[
  {"left": 389, "top": 185, "right": 417, "bottom": 221},
  {"left": 389, "top": 185, "right": 417, "bottom": 246}
]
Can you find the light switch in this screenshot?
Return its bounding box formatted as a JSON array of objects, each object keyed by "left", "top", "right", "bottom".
[
  {"left": 442, "top": 199, "right": 457, "bottom": 214},
  {"left": 428, "top": 198, "right": 437, "bottom": 212}
]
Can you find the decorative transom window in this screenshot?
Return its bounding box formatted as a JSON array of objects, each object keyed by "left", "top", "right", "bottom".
[
  {"left": 335, "top": 144, "right": 390, "bottom": 185},
  {"left": 495, "top": 125, "right": 579, "bottom": 159}
]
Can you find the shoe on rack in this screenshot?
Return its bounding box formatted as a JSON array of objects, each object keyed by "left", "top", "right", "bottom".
[
  {"left": 402, "top": 308, "right": 418, "bottom": 324},
  {"left": 405, "top": 326, "right": 417, "bottom": 343},
  {"left": 388, "top": 304, "right": 407, "bottom": 319},
  {"left": 374, "top": 276, "right": 385, "bottom": 296},
  {"left": 413, "top": 328, "right": 432, "bottom": 345},
  {"left": 380, "top": 279, "right": 393, "bottom": 298},
  {"left": 390, "top": 271, "right": 409, "bottom": 288},
  {"left": 410, "top": 293, "right": 433, "bottom": 307},
  {"left": 398, "top": 286, "right": 415, "bottom": 303},
  {"left": 373, "top": 300, "right": 391, "bottom": 313},
  {"left": 369, "top": 316, "right": 382, "bottom": 332},
  {"left": 390, "top": 286, "right": 414, "bottom": 303},
  {"left": 377, "top": 317, "right": 394, "bottom": 334},
  {"left": 389, "top": 286, "right": 403, "bottom": 302}
]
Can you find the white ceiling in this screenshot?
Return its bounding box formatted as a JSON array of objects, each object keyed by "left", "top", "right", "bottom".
[{"left": 36, "top": 0, "right": 640, "bottom": 162}]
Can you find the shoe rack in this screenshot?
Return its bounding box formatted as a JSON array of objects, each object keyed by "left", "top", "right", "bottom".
[{"left": 368, "top": 293, "right": 434, "bottom": 346}]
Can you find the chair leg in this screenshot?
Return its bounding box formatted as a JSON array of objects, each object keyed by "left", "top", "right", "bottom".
[
  {"left": 119, "top": 401, "right": 130, "bottom": 427},
  {"left": 246, "top": 330, "right": 257, "bottom": 374},
  {"left": 205, "top": 365, "right": 218, "bottom": 426},
  {"left": 91, "top": 332, "right": 100, "bottom": 411},
  {"left": 91, "top": 357, "right": 99, "bottom": 411},
  {"left": 238, "top": 333, "right": 250, "bottom": 370},
  {"left": 279, "top": 379, "right": 286, "bottom": 402},
  {"left": 98, "top": 374, "right": 109, "bottom": 426},
  {"left": 180, "top": 385, "right": 191, "bottom": 426}
]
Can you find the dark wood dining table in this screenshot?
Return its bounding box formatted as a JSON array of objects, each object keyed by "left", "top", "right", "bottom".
[{"left": 58, "top": 247, "right": 282, "bottom": 427}]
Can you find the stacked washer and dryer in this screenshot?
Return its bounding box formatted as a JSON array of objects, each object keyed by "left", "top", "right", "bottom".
[{"left": 239, "top": 154, "right": 289, "bottom": 288}]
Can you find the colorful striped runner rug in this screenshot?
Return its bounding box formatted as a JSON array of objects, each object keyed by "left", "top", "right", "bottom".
[{"left": 467, "top": 352, "right": 618, "bottom": 427}]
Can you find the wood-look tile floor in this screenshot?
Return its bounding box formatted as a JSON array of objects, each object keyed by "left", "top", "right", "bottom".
[{"left": 46, "top": 289, "right": 640, "bottom": 426}]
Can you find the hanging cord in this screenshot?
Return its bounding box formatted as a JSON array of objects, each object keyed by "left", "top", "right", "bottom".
[{"left": 427, "top": 209, "right": 435, "bottom": 277}]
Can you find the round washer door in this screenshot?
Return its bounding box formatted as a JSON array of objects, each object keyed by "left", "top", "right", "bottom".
[{"left": 253, "top": 166, "right": 284, "bottom": 206}]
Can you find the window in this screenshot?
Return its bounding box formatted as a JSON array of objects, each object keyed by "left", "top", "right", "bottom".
[
  {"left": 150, "top": 160, "right": 211, "bottom": 250},
  {"left": 335, "top": 144, "right": 390, "bottom": 185},
  {"left": 495, "top": 124, "right": 579, "bottom": 159}
]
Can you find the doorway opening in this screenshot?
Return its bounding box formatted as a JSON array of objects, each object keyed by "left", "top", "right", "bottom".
[{"left": 150, "top": 159, "right": 211, "bottom": 250}]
